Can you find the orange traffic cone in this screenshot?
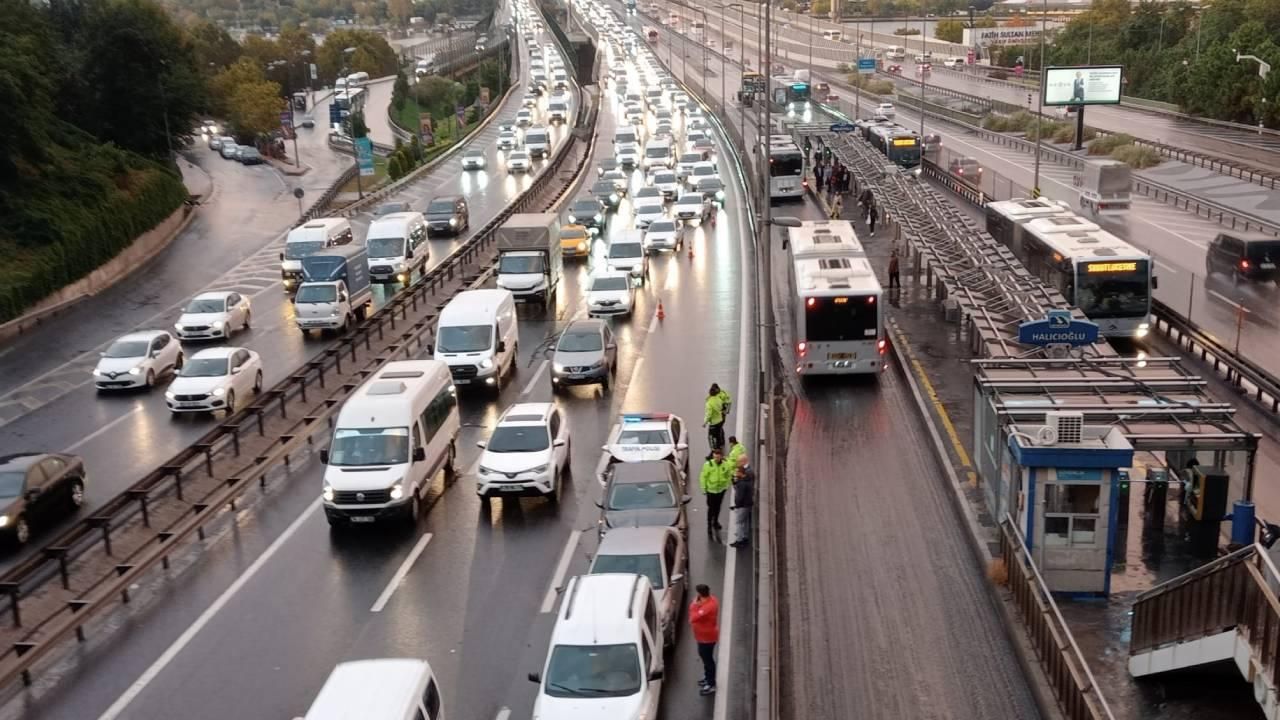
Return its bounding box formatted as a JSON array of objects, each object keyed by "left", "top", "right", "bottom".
[
  {"left": 687, "top": 243, "right": 694, "bottom": 260},
  {"left": 657, "top": 299, "right": 666, "bottom": 321}
]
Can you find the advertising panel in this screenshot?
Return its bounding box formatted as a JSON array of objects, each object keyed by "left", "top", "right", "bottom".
[{"left": 1043, "top": 65, "right": 1123, "bottom": 107}]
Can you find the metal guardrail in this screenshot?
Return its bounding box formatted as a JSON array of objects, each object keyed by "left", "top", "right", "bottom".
[
  {"left": 0, "top": 58, "right": 598, "bottom": 691},
  {"left": 999, "top": 516, "right": 1116, "bottom": 720}
]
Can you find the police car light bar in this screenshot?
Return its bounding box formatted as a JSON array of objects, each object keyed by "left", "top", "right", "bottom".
[{"left": 622, "top": 413, "right": 670, "bottom": 422}]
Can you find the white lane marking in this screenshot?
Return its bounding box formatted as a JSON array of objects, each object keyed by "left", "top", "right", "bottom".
[
  {"left": 1154, "top": 260, "right": 1180, "bottom": 274},
  {"left": 1208, "top": 290, "right": 1246, "bottom": 311},
  {"left": 371, "top": 532, "right": 435, "bottom": 612},
  {"left": 494, "top": 708, "right": 511, "bottom": 720},
  {"left": 522, "top": 359, "right": 550, "bottom": 396},
  {"left": 98, "top": 498, "right": 323, "bottom": 720},
  {"left": 647, "top": 307, "right": 661, "bottom": 335},
  {"left": 66, "top": 406, "right": 144, "bottom": 452},
  {"left": 540, "top": 530, "right": 584, "bottom": 614}
]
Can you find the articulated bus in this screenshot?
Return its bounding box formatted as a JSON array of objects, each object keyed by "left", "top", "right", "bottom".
[
  {"left": 767, "top": 139, "right": 806, "bottom": 200},
  {"left": 866, "top": 123, "right": 921, "bottom": 168},
  {"left": 986, "top": 198, "right": 1156, "bottom": 340},
  {"left": 787, "top": 220, "right": 886, "bottom": 376},
  {"left": 770, "top": 70, "right": 812, "bottom": 118}
]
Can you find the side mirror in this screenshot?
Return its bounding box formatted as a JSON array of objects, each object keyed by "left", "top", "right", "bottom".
[
  {"left": 681, "top": 494, "right": 691, "bottom": 505},
  {"left": 528, "top": 672, "right": 541, "bottom": 684},
  {"left": 405, "top": 250, "right": 414, "bottom": 259},
  {"left": 426, "top": 343, "right": 435, "bottom": 355},
  {"left": 670, "top": 573, "right": 684, "bottom": 584},
  {"left": 339, "top": 293, "right": 349, "bottom": 303},
  {"left": 554, "top": 439, "right": 567, "bottom": 447},
  {"left": 230, "top": 365, "right": 242, "bottom": 374},
  {"left": 676, "top": 443, "right": 689, "bottom": 451},
  {"left": 99, "top": 351, "right": 106, "bottom": 357},
  {"left": 1151, "top": 276, "right": 1159, "bottom": 289},
  {"left": 476, "top": 441, "right": 487, "bottom": 449},
  {"left": 497, "top": 340, "right": 508, "bottom": 353},
  {"left": 594, "top": 499, "right": 603, "bottom": 508},
  {"left": 279, "top": 252, "right": 284, "bottom": 262},
  {"left": 648, "top": 670, "right": 664, "bottom": 682},
  {"left": 319, "top": 449, "right": 329, "bottom": 464},
  {"left": 413, "top": 447, "right": 426, "bottom": 462},
  {"left": 601, "top": 445, "right": 610, "bottom": 452}
]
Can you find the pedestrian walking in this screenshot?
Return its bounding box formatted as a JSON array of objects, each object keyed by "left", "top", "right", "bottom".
[
  {"left": 730, "top": 456, "right": 756, "bottom": 547},
  {"left": 843, "top": 169, "right": 852, "bottom": 193},
  {"left": 699, "top": 448, "right": 733, "bottom": 531},
  {"left": 888, "top": 247, "right": 901, "bottom": 288},
  {"left": 690, "top": 584, "right": 720, "bottom": 695},
  {"left": 829, "top": 193, "right": 843, "bottom": 219},
  {"left": 869, "top": 203, "right": 880, "bottom": 235},
  {"left": 859, "top": 187, "right": 874, "bottom": 221}
]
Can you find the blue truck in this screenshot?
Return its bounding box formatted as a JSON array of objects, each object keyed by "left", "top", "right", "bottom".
[{"left": 294, "top": 244, "right": 374, "bottom": 335}]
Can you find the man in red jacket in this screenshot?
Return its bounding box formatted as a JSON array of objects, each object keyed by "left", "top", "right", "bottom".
[{"left": 689, "top": 584, "right": 720, "bottom": 695}]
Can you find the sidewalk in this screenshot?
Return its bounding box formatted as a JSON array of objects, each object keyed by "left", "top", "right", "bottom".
[{"left": 178, "top": 156, "right": 212, "bottom": 198}]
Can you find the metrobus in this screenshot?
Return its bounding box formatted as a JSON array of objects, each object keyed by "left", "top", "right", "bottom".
[
  {"left": 786, "top": 220, "right": 886, "bottom": 376},
  {"left": 333, "top": 87, "right": 367, "bottom": 114},
  {"left": 770, "top": 74, "right": 812, "bottom": 115},
  {"left": 768, "top": 140, "right": 806, "bottom": 200},
  {"left": 985, "top": 199, "right": 1156, "bottom": 340},
  {"left": 866, "top": 124, "right": 921, "bottom": 168}
]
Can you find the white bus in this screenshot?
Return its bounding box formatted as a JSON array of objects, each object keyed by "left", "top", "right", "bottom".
[
  {"left": 787, "top": 221, "right": 886, "bottom": 376},
  {"left": 986, "top": 200, "right": 1155, "bottom": 339},
  {"left": 822, "top": 29, "right": 843, "bottom": 41},
  {"left": 767, "top": 140, "right": 806, "bottom": 200}
]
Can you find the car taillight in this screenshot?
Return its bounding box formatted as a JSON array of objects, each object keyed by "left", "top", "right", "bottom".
[
  {"left": 797, "top": 342, "right": 807, "bottom": 357},
  {"left": 878, "top": 339, "right": 887, "bottom": 354},
  {"left": 1242, "top": 259, "right": 1251, "bottom": 269}
]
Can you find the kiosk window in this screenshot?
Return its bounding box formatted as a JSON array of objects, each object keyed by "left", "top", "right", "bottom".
[{"left": 1043, "top": 484, "right": 1101, "bottom": 547}]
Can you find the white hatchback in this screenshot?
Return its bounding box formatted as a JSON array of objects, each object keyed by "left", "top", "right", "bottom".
[
  {"left": 507, "top": 150, "right": 532, "bottom": 172},
  {"left": 93, "top": 330, "right": 183, "bottom": 391},
  {"left": 165, "top": 346, "right": 263, "bottom": 415},
  {"left": 633, "top": 196, "right": 665, "bottom": 228}
]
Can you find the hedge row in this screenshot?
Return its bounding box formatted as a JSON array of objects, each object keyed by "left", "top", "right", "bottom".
[{"left": 0, "top": 130, "right": 188, "bottom": 323}]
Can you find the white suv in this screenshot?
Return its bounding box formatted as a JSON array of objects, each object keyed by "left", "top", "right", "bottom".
[
  {"left": 476, "top": 403, "right": 570, "bottom": 502},
  {"left": 529, "top": 574, "right": 664, "bottom": 719}
]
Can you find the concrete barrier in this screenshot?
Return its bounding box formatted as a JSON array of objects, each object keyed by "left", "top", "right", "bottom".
[{"left": 0, "top": 205, "right": 196, "bottom": 343}]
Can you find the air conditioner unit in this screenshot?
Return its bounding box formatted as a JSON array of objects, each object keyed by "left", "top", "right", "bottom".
[{"left": 1046, "top": 411, "right": 1084, "bottom": 445}]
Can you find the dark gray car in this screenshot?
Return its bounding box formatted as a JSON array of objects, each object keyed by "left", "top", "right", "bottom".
[
  {"left": 0, "top": 452, "right": 87, "bottom": 546},
  {"left": 426, "top": 195, "right": 469, "bottom": 235},
  {"left": 591, "top": 180, "right": 622, "bottom": 211},
  {"left": 596, "top": 460, "right": 689, "bottom": 539},
  {"left": 552, "top": 319, "right": 618, "bottom": 392}
]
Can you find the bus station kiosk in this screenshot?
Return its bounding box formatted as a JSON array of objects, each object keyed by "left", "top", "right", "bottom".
[{"left": 1007, "top": 414, "right": 1134, "bottom": 595}]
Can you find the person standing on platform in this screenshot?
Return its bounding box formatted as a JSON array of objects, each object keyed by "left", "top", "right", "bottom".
[
  {"left": 690, "top": 584, "right": 720, "bottom": 695},
  {"left": 699, "top": 448, "right": 733, "bottom": 532},
  {"left": 888, "top": 247, "right": 901, "bottom": 288},
  {"left": 730, "top": 456, "right": 756, "bottom": 547},
  {"left": 868, "top": 202, "right": 880, "bottom": 235},
  {"left": 829, "top": 193, "right": 844, "bottom": 219}
]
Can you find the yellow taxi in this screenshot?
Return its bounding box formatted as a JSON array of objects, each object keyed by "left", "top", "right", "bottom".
[{"left": 560, "top": 223, "right": 592, "bottom": 259}]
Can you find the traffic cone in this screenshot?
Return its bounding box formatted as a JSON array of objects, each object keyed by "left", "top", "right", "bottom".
[
  {"left": 688, "top": 243, "right": 694, "bottom": 260},
  {"left": 657, "top": 299, "right": 666, "bottom": 321}
]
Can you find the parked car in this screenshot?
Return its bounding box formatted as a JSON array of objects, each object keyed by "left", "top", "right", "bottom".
[
  {"left": 238, "top": 147, "right": 264, "bottom": 165},
  {"left": 596, "top": 460, "right": 689, "bottom": 539},
  {"left": 589, "top": 526, "right": 688, "bottom": 648}
]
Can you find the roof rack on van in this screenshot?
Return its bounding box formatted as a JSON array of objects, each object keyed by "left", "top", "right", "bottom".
[
  {"left": 627, "top": 574, "right": 643, "bottom": 619},
  {"left": 382, "top": 370, "right": 426, "bottom": 379},
  {"left": 564, "top": 576, "right": 582, "bottom": 620}
]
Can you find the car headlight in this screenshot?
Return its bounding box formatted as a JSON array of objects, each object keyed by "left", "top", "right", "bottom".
[
  {"left": 165, "top": 391, "right": 176, "bottom": 399},
  {"left": 389, "top": 483, "right": 405, "bottom": 500},
  {"left": 553, "top": 362, "right": 566, "bottom": 372},
  {"left": 479, "top": 465, "right": 500, "bottom": 476},
  {"left": 577, "top": 241, "right": 587, "bottom": 251},
  {"left": 610, "top": 193, "right": 619, "bottom": 203},
  {"left": 594, "top": 213, "right": 603, "bottom": 223},
  {"left": 323, "top": 485, "right": 334, "bottom": 502},
  {"left": 479, "top": 358, "right": 494, "bottom": 369},
  {"left": 212, "top": 387, "right": 226, "bottom": 397},
  {"left": 530, "top": 464, "right": 549, "bottom": 474},
  {"left": 449, "top": 217, "right": 458, "bottom": 227},
  {"left": 92, "top": 368, "right": 104, "bottom": 377},
  {"left": 0, "top": 516, "right": 9, "bottom": 528},
  {"left": 128, "top": 366, "right": 143, "bottom": 376},
  {"left": 174, "top": 323, "right": 185, "bottom": 331},
  {"left": 212, "top": 320, "right": 225, "bottom": 330},
  {"left": 716, "top": 190, "right": 725, "bottom": 200},
  {"left": 329, "top": 309, "right": 339, "bottom": 317},
  {"left": 568, "top": 214, "right": 577, "bottom": 223}
]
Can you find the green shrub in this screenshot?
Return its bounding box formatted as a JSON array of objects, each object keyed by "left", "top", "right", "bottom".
[
  {"left": 893, "top": 27, "right": 920, "bottom": 36},
  {"left": 1111, "top": 144, "right": 1162, "bottom": 169},
  {"left": 836, "top": 62, "right": 851, "bottom": 73},
  {"left": 1088, "top": 133, "right": 1135, "bottom": 155},
  {"left": 990, "top": 69, "right": 1009, "bottom": 80},
  {"left": 387, "top": 154, "right": 404, "bottom": 180}
]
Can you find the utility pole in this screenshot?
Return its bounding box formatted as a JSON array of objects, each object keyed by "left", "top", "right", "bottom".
[{"left": 1031, "top": 0, "right": 1047, "bottom": 197}]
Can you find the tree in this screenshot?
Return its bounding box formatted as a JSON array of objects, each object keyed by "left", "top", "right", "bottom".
[
  {"left": 935, "top": 19, "right": 964, "bottom": 43},
  {"left": 0, "top": 0, "right": 56, "bottom": 182},
  {"left": 316, "top": 28, "right": 398, "bottom": 83},
  {"left": 389, "top": 0, "right": 413, "bottom": 25},
  {"left": 412, "top": 75, "right": 463, "bottom": 115},
  {"left": 811, "top": 0, "right": 830, "bottom": 15},
  {"left": 388, "top": 153, "right": 404, "bottom": 180},
  {"left": 188, "top": 20, "right": 242, "bottom": 72},
  {"left": 225, "top": 80, "right": 285, "bottom": 137},
  {"left": 393, "top": 71, "right": 410, "bottom": 111}
]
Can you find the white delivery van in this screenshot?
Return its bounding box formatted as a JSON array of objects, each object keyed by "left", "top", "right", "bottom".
[
  {"left": 366, "top": 212, "right": 429, "bottom": 283},
  {"left": 525, "top": 126, "right": 552, "bottom": 158},
  {"left": 433, "top": 289, "right": 519, "bottom": 391},
  {"left": 614, "top": 126, "right": 640, "bottom": 147},
  {"left": 319, "top": 361, "right": 459, "bottom": 528},
  {"left": 281, "top": 218, "right": 354, "bottom": 291},
  {"left": 347, "top": 71, "right": 371, "bottom": 86},
  {"left": 299, "top": 659, "right": 443, "bottom": 720}
]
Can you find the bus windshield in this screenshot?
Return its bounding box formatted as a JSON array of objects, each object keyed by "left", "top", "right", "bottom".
[
  {"left": 769, "top": 152, "right": 804, "bottom": 177},
  {"left": 803, "top": 295, "right": 879, "bottom": 342},
  {"left": 1075, "top": 261, "right": 1150, "bottom": 319}
]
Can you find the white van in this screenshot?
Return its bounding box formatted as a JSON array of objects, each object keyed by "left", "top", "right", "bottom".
[
  {"left": 320, "top": 361, "right": 459, "bottom": 528},
  {"left": 282, "top": 218, "right": 354, "bottom": 290},
  {"left": 614, "top": 126, "right": 640, "bottom": 147},
  {"left": 822, "top": 29, "right": 843, "bottom": 41},
  {"left": 642, "top": 138, "right": 672, "bottom": 170},
  {"left": 885, "top": 45, "right": 906, "bottom": 60},
  {"left": 347, "top": 71, "right": 371, "bottom": 86},
  {"left": 529, "top": 574, "right": 664, "bottom": 720},
  {"left": 366, "top": 212, "right": 429, "bottom": 284},
  {"left": 432, "top": 289, "right": 519, "bottom": 391},
  {"left": 552, "top": 69, "right": 568, "bottom": 90},
  {"left": 300, "top": 659, "right": 443, "bottom": 720},
  {"left": 525, "top": 126, "right": 552, "bottom": 158}
]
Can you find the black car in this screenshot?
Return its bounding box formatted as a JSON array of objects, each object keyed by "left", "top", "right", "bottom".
[
  {"left": 568, "top": 197, "right": 607, "bottom": 232},
  {"left": 426, "top": 195, "right": 469, "bottom": 235},
  {"left": 591, "top": 180, "right": 622, "bottom": 211},
  {"left": 695, "top": 177, "right": 726, "bottom": 206},
  {"left": 0, "top": 453, "right": 87, "bottom": 546},
  {"left": 596, "top": 460, "right": 689, "bottom": 539},
  {"left": 1207, "top": 231, "right": 1280, "bottom": 284}
]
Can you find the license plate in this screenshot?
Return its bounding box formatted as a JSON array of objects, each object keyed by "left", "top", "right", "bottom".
[
  {"left": 1263, "top": 263, "right": 1276, "bottom": 269},
  {"left": 350, "top": 516, "right": 375, "bottom": 523},
  {"left": 454, "top": 378, "right": 471, "bottom": 385},
  {"left": 178, "top": 402, "right": 204, "bottom": 408},
  {"left": 500, "top": 484, "right": 525, "bottom": 492},
  {"left": 828, "top": 352, "right": 855, "bottom": 360}
]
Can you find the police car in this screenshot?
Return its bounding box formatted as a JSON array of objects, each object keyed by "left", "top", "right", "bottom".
[{"left": 594, "top": 412, "right": 690, "bottom": 485}]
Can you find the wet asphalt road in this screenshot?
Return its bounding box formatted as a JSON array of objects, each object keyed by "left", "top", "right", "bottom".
[
  {"left": 0, "top": 17, "right": 757, "bottom": 720},
  {"left": 0, "top": 27, "right": 571, "bottom": 569},
  {"left": 637, "top": 10, "right": 1043, "bottom": 718}
]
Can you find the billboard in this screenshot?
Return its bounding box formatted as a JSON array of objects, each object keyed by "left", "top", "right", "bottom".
[
  {"left": 962, "top": 27, "right": 1047, "bottom": 47},
  {"left": 1043, "top": 65, "right": 1123, "bottom": 107}
]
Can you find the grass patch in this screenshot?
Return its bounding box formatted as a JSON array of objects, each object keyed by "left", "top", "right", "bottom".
[
  {"left": 1111, "top": 144, "right": 1162, "bottom": 169},
  {"left": 1088, "top": 133, "right": 1136, "bottom": 155},
  {"left": 982, "top": 110, "right": 1037, "bottom": 133},
  {"left": 337, "top": 155, "right": 389, "bottom": 194}
]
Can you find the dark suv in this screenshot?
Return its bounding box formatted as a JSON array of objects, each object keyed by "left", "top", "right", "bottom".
[
  {"left": 1207, "top": 231, "right": 1280, "bottom": 284},
  {"left": 425, "top": 195, "right": 469, "bottom": 236},
  {"left": 568, "top": 197, "right": 607, "bottom": 232}
]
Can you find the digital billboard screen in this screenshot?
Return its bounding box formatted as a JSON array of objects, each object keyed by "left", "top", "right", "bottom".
[{"left": 1042, "top": 66, "right": 1123, "bottom": 107}]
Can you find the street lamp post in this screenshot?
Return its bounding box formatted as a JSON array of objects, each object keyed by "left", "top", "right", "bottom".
[
  {"left": 1031, "top": 0, "right": 1047, "bottom": 197},
  {"left": 919, "top": 1, "right": 926, "bottom": 141},
  {"left": 1235, "top": 49, "right": 1273, "bottom": 133},
  {"left": 340, "top": 46, "right": 364, "bottom": 199},
  {"left": 808, "top": 10, "right": 814, "bottom": 72}
]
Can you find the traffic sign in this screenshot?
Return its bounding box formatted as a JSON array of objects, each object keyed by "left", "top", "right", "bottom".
[
  {"left": 857, "top": 57, "right": 876, "bottom": 75},
  {"left": 1018, "top": 310, "right": 1099, "bottom": 347},
  {"left": 829, "top": 122, "right": 857, "bottom": 133},
  {"left": 355, "top": 137, "right": 375, "bottom": 177}
]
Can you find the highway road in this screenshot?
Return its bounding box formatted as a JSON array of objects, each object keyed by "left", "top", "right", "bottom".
[
  {"left": 671, "top": 4, "right": 1280, "bottom": 384},
  {"left": 0, "top": 25, "right": 569, "bottom": 569},
  {"left": 0, "top": 9, "right": 758, "bottom": 720},
  {"left": 635, "top": 8, "right": 1043, "bottom": 718},
  {"left": 362, "top": 77, "right": 399, "bottom": 147}
]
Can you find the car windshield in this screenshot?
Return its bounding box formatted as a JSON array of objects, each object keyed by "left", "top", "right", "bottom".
[
  {"left": 655, "top": 173, "right": 676, "bottom": 184},
  {"left": 572, "top": 201, "right": 600, "bottom": 214},
  {"left": 694, "top": 165, "right": 715, "bottom": 177},
  {"left": 285, "top": 240, "right": 325, "bottom": 260},
  {"left": 437, "top": 325, "right": 491, "bottom": 353},
  {"left": 636, "top": 187, "right": 660, "bottom": 198},
  {"left": 559, "top": 329, "right": 604, "bottom": 351},
  {"left": 649, "top": 221, "right": 676, "bottom": 233},
  {"left": 680, "top": 154, "right": 701, "bottom": 164},
  {"left": 609, "top": 479, "right": 676, "bottom": 509},
  {"left": 698, "top": 179, "right": 723, "bottom": 192},
  {"left": 511, "top": 152, "right": 529, "bottom": 160},
  {"left": 328, "top": 427, "right": 410, "bottom": 466},
  {"left": 465, "top": 151, "right": 484, "bottom": 160},
  {"left": 0, "top": 471, "right": 23, "bottom": 499},
  {"left": 593, "top": 182, "right": 615, "bottom": 195},
  {"left": 180, "top": 357, "right": 229, "bottom": 377},
  {"left": 295, "top": 284, "right": 337, "bottom": 303},
  {"left": 645, "top": 146, "right": 668, "bottom": 158},
  {"left": 427, "top": 200, "right": 456, "bottom": 214},
  {"left": 104, "top": 339, "right": 150, "bottom": 358},
  {"left": 366, "top": 237, "right": 405, "bottom": 259},
  {"left": 499, "top": 254, "right": 546, "bottom": 274},
  {"left": 544, "top": 644, "right": 641, "bottom": 699},
  {"left": 591, "top": 275, "right": 631, "bottom": 292},
  {"left": 678, "top": 195, "right": 702, "bottom": 206},
  {"left": 592, "top": 553, "right": 664, "bottom": 590},
  {"left": 487, "top": 424, "right": 550, "bottom": 452},
  {"left": 617, "top": 428, "right": 671, "bottom": 445},
  {"left": 184, "top": 298, "right": 225, "bottom": 313},
  {"left": 609, "top": 243, "right": 643, "bottom": 259}
]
